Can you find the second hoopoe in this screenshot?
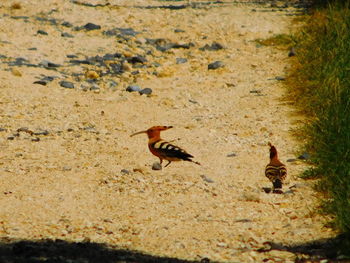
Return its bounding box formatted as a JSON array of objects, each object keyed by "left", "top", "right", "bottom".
[
  {"left": 265, "top": 142, "right": 287, "bottom": 194},
  {"left": 130, "top": 126, "right": 201, "bottom": 168}
]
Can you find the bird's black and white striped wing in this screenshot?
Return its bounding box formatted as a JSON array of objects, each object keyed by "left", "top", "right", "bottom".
[{"left": 150, "top": 140, "right": 193, "bottom": 161}]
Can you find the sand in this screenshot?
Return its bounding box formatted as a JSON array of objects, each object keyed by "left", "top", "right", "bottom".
[{"left": 0, "top": 0, "right": 336, "bottom": 262}]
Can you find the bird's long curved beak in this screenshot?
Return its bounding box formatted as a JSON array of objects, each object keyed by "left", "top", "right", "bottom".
[{"left": 130, "top": 130, "right": 147, "bottom": 137}]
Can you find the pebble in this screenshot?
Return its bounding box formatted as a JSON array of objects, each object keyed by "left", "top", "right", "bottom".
[
  {"left": 121, "top": 169, "right": 130, "bottom": 175},
  {"left": 37, "top": 30, "right": 48, "bottom": 35},
  {"left": 33, "top": 130, "right": 49, "bottom": 136},
  {"left": 275, "top": 76, "right": 286, "bottom": 81},
  {"left": 200, "top": 174, "right": 214, "bottom": 183},
  {"left": 117, "top": 27, "right": 139, "bottom": 36},
  {"left": 298, "top": 152, "right": 310, "bottom": 160},
  {"left": 40, "top": 60, "right": 60, "bottom": 68},
  {"left": 103, "top": 53, "right": 122, "bottom": 60},
  {"left": 34, "top": 76, "right": 56, "bottom": 85},
  {"left": 250, "top": 90, "right": 261, "bottom": 94},
  {"left": 208, "top": 61, "right": 224, "bottom": 70},
  {"left": 62, "top": 166, "right": 72, "bottom": 171},
  {"left": 31, "top": 137, "right": 40, "bottom": 142},
  {"left": 61, "top": 21, "right": 73, "bottom": 27},
  {"left": 152, "top": 162, "right": 162, "bottom": 170},
  {"left": 227, "top": 152, "right": 237, "bottom": 157},
  {"left": 85, "top": 70, "right": 99, "bottom": 79},
  {"left": 139, "top": 88, "right": 152, "bottom": 95},
  {"left": 126, "top": 55, "right": 147, "bottom": 64},
  {"left": 108, "top": 80, "right": 118, "bottom": 90},
  {"left": 59, "top": 81, "right": 74, "bottom": 89},
  {"left": 61, "top": 32, "right": 74, "bottom": 38},
  {"left": 176, "top": 58, "right": 188, "bottom": 64},
  {"left": 89, "top": 84, "right": 100, "bottom": 92},
  {"left": 0, "top": 128, "right": 6, "bottom": 132},
  {"left": 126, "top": 85, "right": 141, "bottom": 92},
  {"left": 174, "top": 28, "right": 185, "bottom": 33},
  {"left": 12, "top": 57, "right": 28, "bottom": 66},
  {"left": 11, "top": 68, "right": 22, "bottom": 77},
  {"left": 200, "top": 42, "right": 224, "bottom": 51},
  {"left": 286, "top": 158, "right": 297, "bottom": 162},
  {"left": 83, "top": 23, "right": 101, "bottom": 31}
]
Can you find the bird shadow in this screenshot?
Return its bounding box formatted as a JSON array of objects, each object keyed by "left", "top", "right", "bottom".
[
  {"left": 0, "top": 238, "right": 206, "bottom": 263},
  {"left": 258, "top": 235, "right": 350, "bottom": 262}
]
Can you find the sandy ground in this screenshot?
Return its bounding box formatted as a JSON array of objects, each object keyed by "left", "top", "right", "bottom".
[{"left": 0, "top": 0, "right": 336, "bottom": 262}]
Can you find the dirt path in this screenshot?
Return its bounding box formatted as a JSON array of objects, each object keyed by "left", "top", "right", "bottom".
[{"left": 0, "top": 1, "right": 336, "bottom": 262}]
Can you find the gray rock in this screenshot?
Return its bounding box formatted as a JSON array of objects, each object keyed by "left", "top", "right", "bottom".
[
  {"left": 250, "top": 90, "right": 261, "bottom": 94},
  {"left": 31, "top": 137, "right": 40, "bottom": 142},
  {"left": 83, "top": 23, "right": 101, "bottom": 31},
  {"left": 126, "top": 55, "right": 147, "bottom": 64},
  {"left": 126, "top": 85, "right": 141, "bottom": 92},
  {"left": 275, "top": 76, "right": 286, "bottom": 81},
  {"left": 33, "top": 80, "right": 48, "bottom": 86},
  {"left": 108, "top": 80, "right": 118, "bottom": 89},
  {"left": 61, "top": 32, "right": 74, "bottom": 38},
  {"left": 139, "top": 88, "right": 152, "bottom": 95},
  {"left": 152, "top": 162, "right": 162, "bottom": 170},
  {"left": 208, "top": 61, "right": 224, "bottom": 70},
  {"left": 287, "top": 158, "right": 297, "bottom": 162},
  {"left": 176, "top": 58, "right": 188, "bottom": 64},
  {"left": 298, "top": 152, "right": 310, "bottom": 160},
  {"left": 174, "top": 28, "right": 185, "bottom": 33},
  {"left": 121, "top": 169, "right": 130, "bottom": 174},
  {"left": 103, "top": 53, "right": 122, "bottom": 60},
  {"left": 61, "top": 21, "right": 73, "bottom": 27},
  {"left": 0, "top": 128, "right": 7, "bottom": 132},
  {"left": 37, "top": 30, "right": 48, "bottom": 35},
  {"left": 200, "top": 42, "right": 224, "bottom": 51},
  {"left": 12, "top": 57, "right": 28, "bottom": 66},
  {"left": 110, "top": 63, "right": 123, "bottom": 74},
  {"left": 89, "top": 84, "right": 100, "bottom": 91},
  {"left": 227, "top": 152, "right": 237, "bottom": 157},
  {"left": 40, "top": 60, "right": 61, "bottom": 68},
  {"left": 117, "top": 27, "right": 139, "bottom": 36},
  {"left": 33, "top": 130, "right": 49, "bottom": 136},
  {"left": 63, "top": 166, "right": 72, "bottom": 171},
  {"left": 59, "top": 81, "right": 74, "bottom": 89}
]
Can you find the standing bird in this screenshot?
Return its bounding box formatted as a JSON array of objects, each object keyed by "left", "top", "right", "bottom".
[
  {"left": 130, "top": 126, "right": 200, "bottom": 168},
  {"left": 265, "top": 142, "right": 287, "bottom": 194}
]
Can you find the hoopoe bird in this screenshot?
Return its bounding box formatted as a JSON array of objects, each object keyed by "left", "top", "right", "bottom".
[
  {"left": 130, "top": 126, "right": 201, "bottom": 168},
  {"left": 265, "top": 142, "right": 287, "bottom": 194}
]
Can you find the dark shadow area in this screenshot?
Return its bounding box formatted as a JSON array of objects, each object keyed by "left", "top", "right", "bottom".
[
  {"left": 258, "top": 235, "right": 350, "bottom": 262},
  {"left": 0, "top": 238, "right": 208, "bottom": 263}
]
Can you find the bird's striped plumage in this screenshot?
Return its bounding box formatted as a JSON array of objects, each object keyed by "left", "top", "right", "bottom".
[
  {"left": 131, "top": 126, "right": 200, "bottom": 167},
  {"left": 265, "top": 143, "right": 287, "bottom": 193}
]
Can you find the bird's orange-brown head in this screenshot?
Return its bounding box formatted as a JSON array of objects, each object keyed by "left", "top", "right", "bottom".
[
  {"left": 130, "top": 126, "right": 173, "bottom": 140},
  {"left": 268, "top": 142, "right": 278, "bottom": 160}
]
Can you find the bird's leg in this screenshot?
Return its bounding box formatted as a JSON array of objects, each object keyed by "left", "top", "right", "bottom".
[
  {"left": 159, "top": 158, "right": 163, "bottom": 166},
  {"left": 272, "top": 179, "right": 283, "bottom": 194},
  {"left": 164, "top": 161, "right": 172, "bottom": 167}
]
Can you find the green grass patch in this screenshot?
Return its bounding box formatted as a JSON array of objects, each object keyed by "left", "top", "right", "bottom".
[
  {"left": 255, "top": 33, "right": 295, "bottom": 47},
  {"left": 288, "top": 0, "right": 350, "bottom": 255}
]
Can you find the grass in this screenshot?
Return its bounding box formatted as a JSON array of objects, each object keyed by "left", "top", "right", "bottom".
[
  {"left": 255, "top": 33, "right": 296, "bottom": 47},
  {"left": 286, "top": 0, "right": 350, "bottom": 255}
]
